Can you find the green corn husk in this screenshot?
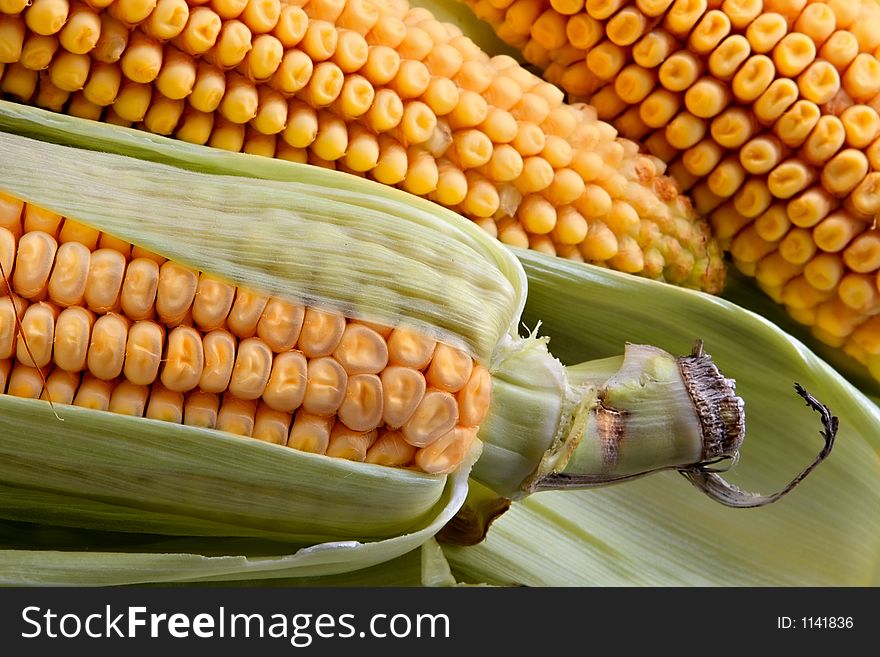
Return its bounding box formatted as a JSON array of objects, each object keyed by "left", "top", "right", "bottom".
[
  {"left": 1, "top": 105, "right": 878, "bottom": 587},
  {"left": 443, "top": 252, "right": 880, "bottom": 586}
]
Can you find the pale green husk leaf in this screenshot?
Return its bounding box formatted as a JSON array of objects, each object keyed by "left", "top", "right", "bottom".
[
  {"left": 444, "top": 251, "right": 880, "bottom": 586},
  {"left": 0, "top": 444, "right": 477, "bottom": 586},
  {"left": 0, "top": 396, "right": 449, "bottom": 542}
]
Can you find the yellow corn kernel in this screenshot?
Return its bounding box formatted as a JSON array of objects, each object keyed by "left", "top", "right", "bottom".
[
  {"left": 120, "top": 31, "right": 163, "bottom": 85},
  {"left": 143, "top": 0, "right": 190, "bottom": 41},
  {"left": 301, "top": 355, "right": 347, "bottom": 416},
  {"left": 145, "top": 384, "right": 185, "bottom": 423},
  {"left": 259, "top": 349, "right": 307, "bottom": 412},
  {"left": 120, "top": 257, "right": 159, "bottom": 321},
  {"left": 665, "top": 0, "right": 708, "bottom": 34},
  {"left": 35, "top": 365, "right": 72, "bottom": 401},
  {"left": 708, "top": 35, "right": 751, "bottom": 82},
  {"left": 13, "top": 229, "right": 57, "bottom": 300},
  {"left": 768, "top": 159, "right": 815, "bottom": 200},
  {"left": 1, "top": 63, "right": 38, "bottom": 101},
  {"left": 153, "top": 261, "right": 196, "bottom": 327},
  {"left": 803, "top": 252, "right": 845, "bottom": 292},
  {"left": 40, "top": 369, "right": 79, "bottom": 406},
  {"left": 666, "top": 112, "right": 706, "bottom": 150},
  {"left": 55, "top": 4, "right": 100, "bottom": 56},
  {"left": 797, "top": 60, "right": 840, "bottom": 105},
  {"left": 175, "top": 6, "right": 222, "bottom": 56},
  {"left": 189, "top": 274, "right": 233, "bottom": 330},
  {"left": 426, "top": 342, "right": 473, "bottom": 394},
  {"left": 123, "top": 320, "right": 164, "bottom": 386},
  {"left": 16, "top": 301, "right": 58, "bottom": 368},
  {"left": 241, "top": 0, "right": 280, "bottom": 34},
  {"left": 250, "top": 402, "right": 291, "bottom": 444},
  {"left": 48, "top": 50, "right": 90, "bottom": 92},
  {"left": 46, "top": 240, "right": 90, "bottom": 308},
  {"left": 842, "top": 229, "right": 880, "bottom": 274},
  {"left": 840, "top": 105, "right": 880, "bottom": 150},
  {"left": 286, "top": 410, "right": 331, "bottom": 454},
  {"left": 364, "top": 429, "right": 416, "bottom": 466},
  {"left": 109, "top": 0, "right": 158, "bottom": 26},
  {"left": 18, "top": 33, "right": 58, "bottom": 72},
  {"left": 0, "top": 295, "right": 27, "bottom": 360},
  {"left": 774, "top": 100, "right": 821, "bottom": 148},
  {"left": 182, "top": 390, "right": 219, "bottom": 428},
  {"left": 413, "top": 426, "right": 476, "bottom": 474},
  {"left": 401, "top": 388, "right": 458, "bottom": 447},
  {"left": 745, "top": 11, "right": 786, "bottom": 54},
  {"left": 81, "top": 248, "right": 124, "bottom": 313},
  {"left": 772, "top": 33, "right": 816, "bottom": 78},
  {"left": 156, "top": 325, "right": 203, "bottom": 393},
  {"left": 155, "top": 47, "right": 197, "bottom": 100},
  {"left": 813, "top": 210, "right": 866, "bottom": 253},
  {"left": 86, "top": 313, "right": 128, "bottom": 380},
  {"left": 23, "top": 0, "right": 70, "bottom": 37},
  {"left": 332, "top": 323, "right": 389, "bottom": 376},
  {"left": 113, "top": 81, "right": 152, "bottom": 122},
  {"left": 107, "top": 380, "right": 149, "bottom": 417},
  {"left": 842, "top": 53, "right": 880, "bottom": 103},
  {"left": 185, "top": 61, "right": 225, "bottom": 112},
  {"left": 337, "top": 372, "right": 383, "bottom": 432},
  {"left": 820, "top": 30, "right": 859, "bottom": 71},
  {"left": 787, "top": 186, "right": 837, "bottom": 228},
  {"left": 53, "top": 306, "right": 94, "bottom": 372},
  {"left": 838, "top": 272, "right": 879, "bottom": 312},
  {"left": 73, "top": 374, "right": 115, "bottom": 410}
]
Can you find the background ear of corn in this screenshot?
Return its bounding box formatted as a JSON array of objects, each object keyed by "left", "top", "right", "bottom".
[
  {"left": 0, "top": 0, "right": 727, "bottom": 292},
  {"left": 436, "top": 0, "right": 880, "bottom": 395}
]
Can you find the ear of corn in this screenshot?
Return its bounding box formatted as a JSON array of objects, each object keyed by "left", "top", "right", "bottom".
[
  {"left": 0, "top": 124, "right": 757, "bottom": 584},
  {"left": 1, "top": 129, "right": 512, "bottom": 557},
  {"left": 0, "top": 0, "right": 726, "bottom": 293},
  {"left": 447, "top": 0, "right": 880, "bottom": 390}
]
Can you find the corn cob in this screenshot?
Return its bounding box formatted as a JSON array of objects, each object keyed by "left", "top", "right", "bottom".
[
  {"left": 455, "top": 0, "right": 880, "bottom": 383},
  {"left": 0, "top": 0, "right": 724, "bottom": 292},
  {"left": 0, "top": 200, "right": 496, "bottom": 474}
]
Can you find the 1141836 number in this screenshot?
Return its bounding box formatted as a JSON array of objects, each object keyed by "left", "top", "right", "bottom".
[{"left": 801, "top": 617, "right": 854, "bottom": 629}]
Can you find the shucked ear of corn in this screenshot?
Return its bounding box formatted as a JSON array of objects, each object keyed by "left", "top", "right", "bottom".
[
  {"left": 0, "top": 0, "right": 725, "bottom": 292},
  {"left": 443, "top": 0, "right": 880, "bottom": 390},
  {"left": 0, "top": 103, "right": 867, "bottom": 586}
]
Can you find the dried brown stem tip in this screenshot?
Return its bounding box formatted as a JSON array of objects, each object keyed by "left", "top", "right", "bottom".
[{"left": 680, "top": 382, "right": 838, "bottom": 507}]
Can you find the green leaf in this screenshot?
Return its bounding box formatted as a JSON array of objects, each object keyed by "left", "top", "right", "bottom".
[{"left": 443, "top": 251, "right": 880, "bottom": 586}]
